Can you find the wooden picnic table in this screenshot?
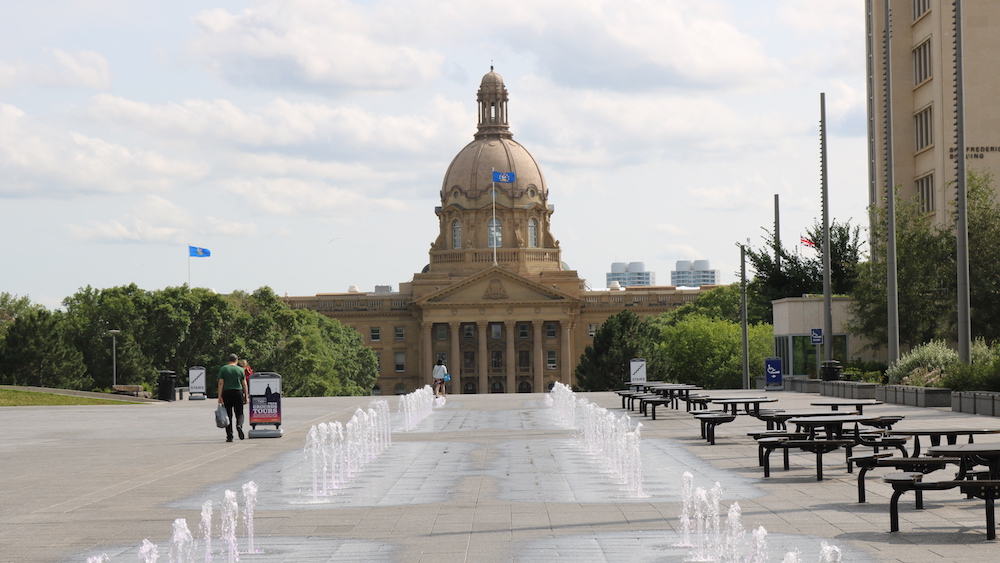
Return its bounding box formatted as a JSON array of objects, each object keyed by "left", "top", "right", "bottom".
[{"left": 810, "top": 399, "right": 884, "bottom": 415}]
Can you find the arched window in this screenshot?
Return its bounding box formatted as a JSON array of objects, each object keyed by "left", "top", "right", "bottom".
[
  {"left": 488, "top": 217, "right": 502, "bottom": 248},
  {"left": 528, "top": 218, "right": 538, "bottom": 247},
  {"left": 452, "top": 219, "right": 462, "bottom": 249}
]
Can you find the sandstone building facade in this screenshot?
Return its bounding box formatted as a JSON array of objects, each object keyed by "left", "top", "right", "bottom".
[{"left": 285, "top": 69, "right": 711, "bottom": 394}]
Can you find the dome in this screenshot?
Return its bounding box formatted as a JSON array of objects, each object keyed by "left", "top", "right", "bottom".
[{"left": 440, "top": 67, "right": 547, "bottom": 206}]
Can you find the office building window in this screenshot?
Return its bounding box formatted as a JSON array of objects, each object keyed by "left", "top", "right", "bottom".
[
  {"left": 913, "top": 39, "right": 931, "bottom": 86},
  {"left": 394, "top": 326, "right": 405, "bottom": 341},
  {"left": 912, "top": 0, "right": 930, "bottom": 20},
  {"left": 546, "top": 323, "right": 557, "bottom": 338},
  {"left": 528, "top": 218, "right": 538, "bottom": 247},
  {"left": 914, "top": 106, "right": 932, "bottom": 152},
  {"left": 916, "top": 173, "right": 935, "bottom": 213},
  {"left": 370, "top": 327, "right": 381, "bottom": 342},
  {"left": 394, "top": 352, "right": 405, "bottom": 372},
  {"left": 546, "top": 350, "right": 557, "bottom": 369},
  {"left": 452, "top": 219, "right": 462, "bottom": 249},
  {"left": 436, "top": 324, "right": 447, "bottom": 340}
]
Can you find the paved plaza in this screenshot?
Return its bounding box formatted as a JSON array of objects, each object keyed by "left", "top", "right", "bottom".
[{"left": 2, "top": 386, "right": 1000, "bottom": 562}]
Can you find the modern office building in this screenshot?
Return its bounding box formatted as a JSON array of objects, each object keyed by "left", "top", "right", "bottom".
[
  {"left": 285, "top": 69, "right": 714, "bottom": 394},
  {"left": 670, "top": 260, "right": 720, "bottom": 287},
  {"left": 606, "top": 262, "right": 655, "bottom": 288},
  {"left": 867, "top": 0, "right": 1000, "bottom": 224}
]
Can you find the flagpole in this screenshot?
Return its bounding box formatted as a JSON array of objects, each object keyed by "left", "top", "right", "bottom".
[
  {"left": 188, "top": 245, "right": 191, "bottom": 287},
  {"left": 492, "top": 168, "right": 498, "bottom": 266}
]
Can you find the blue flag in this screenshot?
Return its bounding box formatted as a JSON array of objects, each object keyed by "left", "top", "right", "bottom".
[
  {"left": 189, "top": 246, "right": 211, "bottom": 257},
  {"left": 492, "top": 171, "right": 516, "bottom": 183}
]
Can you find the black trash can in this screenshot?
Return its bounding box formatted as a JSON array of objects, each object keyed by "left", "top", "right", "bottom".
[
  {"left": 820, "top": 360, "right": 842, "bottom": 381},
  {"left": 158, "top": 370, "right": 176, "bottom": 401}
]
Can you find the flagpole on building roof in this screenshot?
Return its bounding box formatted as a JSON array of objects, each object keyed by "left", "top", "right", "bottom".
[{"left": 492, "top": 168, "right": 498, "bottom": 266}]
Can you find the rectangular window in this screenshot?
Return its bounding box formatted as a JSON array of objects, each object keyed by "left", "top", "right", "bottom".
[
  {"left": 518, "top": 349, "right": 530, "bottom": 369},
  {"left": 463, "top": 325, "right": 475, "bottom": 339},
  {"left": 370, "top": 327, "right": 381, "bottom": 342},
  {"left": 546, "top": 350, "right": 557, "bottom": 369},
  {"left": 912, "top": 0, "right": 930, "bottom": 20},
  {"left": 394, "top": 326, "right": 405, "bottom": 341},
  {"left": 375, "top": 352, "right": 381, "bottom": 372},
  {"left": 913, "top": 39, "right": 931, "bottom": 86},
  {"left": 546, "top": 323, "right": 557, "bottom": 338},
  {"left": 588, "top": 324, "right": 599, "bottom": 337},
  {"left": 491, "top": 324, "right": 502, "bottom": 339},
  {"left": 464, "top": 351, "right": 476, "bottom": 371},
  {"left": 437, "top": 352, "right": 447, "bottom": 364},
  {"left": 916, "top": 173, "right": 935, "bottom": 213},
  {"left": 394, "top": 352, "right": 405, "bottom": 372},
  {"left": 914, "top": 105, "right": 932, "bottom": 152},
  {"left": 518, "top": 323, "right": 529, "bottom": 339},
  {"left": 492, "top": 350, "right": 503, "bottom": 369},
  {"left": 436, "top": 324, "right": 447, "bottom": 340}
]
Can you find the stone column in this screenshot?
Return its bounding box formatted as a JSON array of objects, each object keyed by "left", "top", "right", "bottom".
[
  {"left": 477, "top": 321, "right": 489, "bottom": 394},
  {"left": 561, "top": 321, "right": 574, "bottom": 386},
  {"left": 450, "top": 322, "right": 461, "bottom": 394},
  {"left": 533, "top": 320, "right": 544, "bottom": 393},
  {"left": 505, "top": 320, "right": 516, "bottom": 393},
  {"left": 421, "top": 321, "right": 433, "bottom": 387}
]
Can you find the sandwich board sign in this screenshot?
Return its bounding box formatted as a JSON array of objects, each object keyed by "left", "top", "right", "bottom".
[
  {"left": 630, "top": 358, "right": 647, "bottom": 385},
  {"left": 188, "top": 366, "right": 206, "bottom": 400}
]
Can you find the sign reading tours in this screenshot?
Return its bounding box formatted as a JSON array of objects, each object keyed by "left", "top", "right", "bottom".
[{"left": 249, "top": 372, "right": 282, "bottom": 426}]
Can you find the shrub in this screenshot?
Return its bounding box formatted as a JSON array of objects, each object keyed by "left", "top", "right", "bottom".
[{"left": 885, "top": 340, "right": 958, "bottom": 384}]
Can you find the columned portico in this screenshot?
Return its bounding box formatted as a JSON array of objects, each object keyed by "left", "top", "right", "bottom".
[
  {"left": 533, "top": 320, "right": 544, "bottom": 392},
  {"left": 449, "top": 321, "right": 461, "bottom": 394},
  {"left": 505, "top": 320, "right": 516, "bottom": 393},
  {"left": 477, "top": 320, "right": 489, "bottom": 393}
]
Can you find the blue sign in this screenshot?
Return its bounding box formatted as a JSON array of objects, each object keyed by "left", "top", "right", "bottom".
[
  {"left": 765, "top": 357, "right": 783, "bottom": 386},
  {"left": 810, "top": 328, "right": 823, "bottom": 345}
]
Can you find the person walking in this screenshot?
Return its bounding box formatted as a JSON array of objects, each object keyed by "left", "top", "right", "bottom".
[
  {"left": 432, "top": 358, "right": 448, "bottom": 397},
  {"left": 218, "top": 353, "right": 248, "bottom": 442}
]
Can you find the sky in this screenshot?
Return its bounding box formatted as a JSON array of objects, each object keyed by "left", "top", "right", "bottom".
[{"left": 0, "top": 0, "right": 870, "bottom": 310}]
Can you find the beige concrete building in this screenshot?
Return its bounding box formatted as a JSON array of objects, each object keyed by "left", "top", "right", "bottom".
[
  {"left": 867, "top": 0, "right": 1000, "bottom": 222},
  {"left": 285, "top": 69, "right": 711, "bottom": 394}
]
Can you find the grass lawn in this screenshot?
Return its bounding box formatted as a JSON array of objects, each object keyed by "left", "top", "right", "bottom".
[{"left": 0, "top": 388, "right": 136, "bottom": 407}]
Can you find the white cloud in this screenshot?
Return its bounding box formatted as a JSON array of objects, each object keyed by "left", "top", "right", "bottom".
[
  {"left": 0, "top": 48, "right": 110, "bottom": 91},
  {"left": 219, "top": 176, "right": 407, "bottom": 217},
  {"left": 69, "top": 195, "right": 259, "bottom": 243}
]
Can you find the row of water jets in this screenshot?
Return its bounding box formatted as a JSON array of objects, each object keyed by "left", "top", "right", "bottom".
[
  {"left": 397, "top": 384, "right": 439, "bottom": 431},
  {"left": 304, "top": 400, "right": 392, "bottom": 498},
  {"left": 86, "top": 481, "right": 259, "bottom": 563},
  {"left": 677, "top": 472, "right": 843, "bottom": 563},
  {"left": 547, "top": 382, "right": 644, "bottom": 497}
]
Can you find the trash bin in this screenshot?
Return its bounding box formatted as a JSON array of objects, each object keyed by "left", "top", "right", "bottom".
[
  {"left": 820, "top": 360, "right": 842, "bottom": 381},
  {"left": 157, "top": 370, "right": 176, "bottom": 401}
]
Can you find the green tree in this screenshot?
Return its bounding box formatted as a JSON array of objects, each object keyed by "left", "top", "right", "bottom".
[
  {"left": 0, "top": 293, "right": 44, "bottom": 340},
  {"left": 653, "top": 314, "right": 773, "bottom": 389},
  {"left": 664, "top": 283, "right": 769, "bottom": 326},
  {"left": 574, "top": 310, "right": 667, "bottom": 391},
  {"left": 0, "top": 309, "right": 88, "bottom": 388}
]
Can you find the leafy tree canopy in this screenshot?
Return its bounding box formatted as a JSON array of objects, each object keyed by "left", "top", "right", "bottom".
[{"left": 574, "top": 310, "right": 667, "bottom": 391}]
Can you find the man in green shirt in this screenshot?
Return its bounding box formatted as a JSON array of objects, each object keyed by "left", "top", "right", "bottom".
[{"left": 217, "top": 353, "right": 249, "bottom": 442}]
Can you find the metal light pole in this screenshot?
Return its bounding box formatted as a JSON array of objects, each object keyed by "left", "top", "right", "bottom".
[{"left": 108, "top": 329, "right": 121, "bottom": 387}]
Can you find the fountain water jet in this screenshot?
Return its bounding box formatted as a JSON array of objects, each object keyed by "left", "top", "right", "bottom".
[
  {"left": 242, "top": 481, "right": 258, "bottom": 555},
  {"left": 304, "top": 400, "right": 392, "bottom": 498},
  {"left": 221, "top": 490, "right": 239, "bottom": 562},
  {"left": 169, "top": 518, "right": 194, "bottom": 563},
  {"left": 138, "top": 538, "right": 159, "bottom": 562},
  {"left": 199, "top": 500, "right": 213, "bottom": 562}
]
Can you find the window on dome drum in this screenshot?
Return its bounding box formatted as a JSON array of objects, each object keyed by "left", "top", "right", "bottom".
[
  {"left": 917, "top": 173, "right": 935, "bottom": 213},
  {"left": 394, "top": 352, "right": 405, "bottom": 372},
  {"left": 914, "top": 106, "right": 932, "bottom": 152},
  {"left": 528, "top": 218, "right": 538, "bottom": 247},
  {"left": 452, "top": 220, "right": 461, "bottom": 249},
  {"left": 436, "top": 324, "right": 447, "bottom": 340},
  {"left": 546, "top": 350, "right": 557, "bottom": 369},
  {"left": 913, "top": 39, "right": 931, "bottom": 86},
  {"left": 370, "top": 327, "right": 380, "bottom": 342},
  {"left": 394, "top": 326, "right": 405, "bottom": 341}
]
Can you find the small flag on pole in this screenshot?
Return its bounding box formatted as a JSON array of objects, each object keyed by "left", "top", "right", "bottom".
[
  {"left": 492, "top": 171, "right": 516, "bottom": 183},
  {"left": 800, "top": 236, "right": 815, "bottom": 248},
  {"left": 189, "top": 246, "right": 211, "bottom": 257}
]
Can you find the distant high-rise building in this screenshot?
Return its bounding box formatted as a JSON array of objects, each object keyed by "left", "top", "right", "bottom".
[
  {"left": 606, "top": 262, "right": 655, "bottom": 287},
  {"left": 671, "top": 260, "right": 719, "bottom": 287}
]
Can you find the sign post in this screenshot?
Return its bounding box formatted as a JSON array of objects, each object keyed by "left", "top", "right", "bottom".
[
  {"left": 811, "top": 329, "right": 823, "bottom": 378},
  {"left": 764, "top": 357, "right": 783, "bottom": 390},
  {"left": 188, "top": 366, "right": 206, "bottom": 400},
  {"left": 248, "top": 372, "right": 283, "bottom": 438}
]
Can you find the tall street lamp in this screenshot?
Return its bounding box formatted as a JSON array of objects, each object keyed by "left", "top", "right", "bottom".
[{"left": 108, "top": 329, "right": 121, "bottom": 387}]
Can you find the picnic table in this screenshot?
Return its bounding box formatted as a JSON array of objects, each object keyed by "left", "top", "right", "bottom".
[
  {"left": 709, "top": 397, "right": 778, "bottom": 416},
  {"left": 755, "top": 409, "right": 858, "bottom": 431},
  {"left": 810, "top": 399, "right": 884, "bottom": 415},
  {"left": 785, "top": 413, "right": 889, "bottom": 439},
  {"left": 888, "top": 428, "right": 1000, "bottom": 457}
]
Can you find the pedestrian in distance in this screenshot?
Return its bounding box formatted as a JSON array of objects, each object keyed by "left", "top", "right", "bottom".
[
  {"left": 218, "top": 353, "right": 249, "bottom": 442},
  {"left": 432, "top": 358, "right": 448, "bottom": 397}
]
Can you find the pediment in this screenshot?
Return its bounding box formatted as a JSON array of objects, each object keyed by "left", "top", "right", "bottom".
[{"left": 414, "top": 266, "right": 579, "bottom": 306}]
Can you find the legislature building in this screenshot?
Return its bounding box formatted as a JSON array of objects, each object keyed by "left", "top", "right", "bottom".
[{"left": 285, "top": 69, "right": 713, "bottom": 394}]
